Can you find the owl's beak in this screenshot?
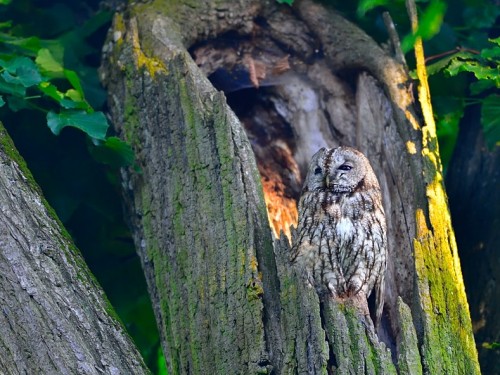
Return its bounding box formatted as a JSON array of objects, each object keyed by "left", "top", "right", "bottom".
[{"left": 325, "top": 175, "right": 331, "bottom": 188}]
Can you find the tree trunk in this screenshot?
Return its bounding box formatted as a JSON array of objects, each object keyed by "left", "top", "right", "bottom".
[
  {"left": 446, "top": 104, "right": 500, "bottom": 374},
  {"left": 0, "top": 124, "right": 149, "bottom": 374},
  {"left": 100, "top": 0, "right": 480, "bottom": 373}
]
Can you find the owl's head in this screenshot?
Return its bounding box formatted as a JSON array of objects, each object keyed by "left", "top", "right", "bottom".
[{"left": 303, "top": 146, "right": 379, "bottom": 194}]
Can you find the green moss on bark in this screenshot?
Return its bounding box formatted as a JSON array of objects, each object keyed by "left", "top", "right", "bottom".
[
  {"left": 414, "top": 206, "right": 480, "bottom": 374},
  {"left": 396, "top": 298, "right": 423, "bottom": 375},
  {"left": 107, "top": 20, "right": 270, "bottom": 372}
]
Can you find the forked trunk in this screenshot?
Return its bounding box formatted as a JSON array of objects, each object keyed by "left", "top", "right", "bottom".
[{"left": 100, "top": 0, "right": 480, "bottom": 373}]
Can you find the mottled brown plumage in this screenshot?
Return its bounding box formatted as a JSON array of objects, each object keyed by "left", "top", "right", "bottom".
[{"left": 291, "top": 146, "right": 387, "bottom": 325}]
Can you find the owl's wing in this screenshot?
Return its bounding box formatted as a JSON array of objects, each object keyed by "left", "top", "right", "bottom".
[
  {"left": 368, "top": 209, "right": 387, "bottom": 327},
  {"left": 342, "top": 206, "right": 386, "bottom": 325},
  {"left": 290, "top": 222, "right": 307, "bottom": 263}
]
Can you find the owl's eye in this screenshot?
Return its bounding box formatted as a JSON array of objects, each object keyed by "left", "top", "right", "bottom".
[
  {"left": 338, "top": 164, "right": 352, "bottom": 171},
  {"left": 314, "top": 166, "right": 322, "bottom": 175}
]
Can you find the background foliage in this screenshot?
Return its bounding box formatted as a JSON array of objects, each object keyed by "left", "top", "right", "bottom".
[
  {"left": 0, "top": 0, "right": 165, "bottom": 373},
  {"left": 354, "top": 0, "right": 500, "bottom": 166},
  {"left": 0, "top": 0, "right": 498, "bottom": 374}
]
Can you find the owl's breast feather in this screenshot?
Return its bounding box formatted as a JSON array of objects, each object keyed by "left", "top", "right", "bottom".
[{"left": 335, "top": 216, "right": 356, "bottom": 243}]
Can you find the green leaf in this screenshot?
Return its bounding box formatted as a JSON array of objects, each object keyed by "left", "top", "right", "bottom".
[
  {"left": 401, "top": 0, "right": 447, "bottom": 53},
  {"left": 470, "top": 80, "right": 496, "bottom": 95},
  {"left": 64, "top": 69, "right": 84, "bottom": 98},
  {"left": 276, "top": 0, "right": 293, "bottom": 4},
  {"left": 0, "top": 21, "right": 12, "bottom": 29},
  {"left": 59, "top": 98, "right": 88, "bottom": 110},
  {"left": 36, "top": 48, "right": 64, "bottom": 75},
  {"left": 489, "top": 37, "right": 500, "bottom": 47},
  {"left": 0, "top": 76, "right": 26, "bottom": 97},
  {"left": 0, "top": 33, "right": 41, "bottom": 54},
  {"left": 1, "top": 57, "right": 43, "bottom": 87},
  {"left": 38, "top": 81, "right": 64, "bottom": 102},
  {"left": 0, "top": 95, "right": 5, "bottom": 107},
  {"left": 426, "top": 51, "right": 474, "bottom": 76},
  {"left": 90, "top": 137, "right": 135, "bottom": 167},
  {"left": 483, "top": 342, "right": 500, "bottom": 350},
  {"left": 481, "top": 94, "right": 500, "bottom": 148},
  {"left": 59, "top": 98, "right": 90, "bottom": 110},
  {"left": 433, "top": 96, "right": 463, "bottom": 168},
  {"left": 0, "top": 0, "right": 12, "bottom": 5},
  {"left": 47, "top": 110, "right": 109, "bottom": 140},
  {"left": 357, "top": 0, "right": 390, "bottom": 17},
  {"left": 157, "top": 346, "right": 167, "bottom": 375},
  {"left": 7, "top": 96, "right": 29, "bottom": 112},
  {"left": 480, "top": 46, "right": 500, "bottom": 61},
  {"left": 65, "top": 89, "right": 83, "bottom": 102},
  {"left": 60, "top": 88, "right": 91, "bottom": 111},
  {"left": 445, "top": 59, "right": 500, "bottom": 83},
  {"left": 38, "top": 81, "right": 90, "bottom": 110}
]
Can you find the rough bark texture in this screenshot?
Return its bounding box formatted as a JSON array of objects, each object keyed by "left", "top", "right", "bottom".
[
  {"left": 101, "top": 14, "right": 275, "bottom": 373},
  {"left": 0, "top": 124, "right": 149, "bottom": 374},
  {"left": 100, "top": 0, "right": 480, "bottom": 374},
  {"left": 446, "top": 105, "right": 500, "bottom": 374}
]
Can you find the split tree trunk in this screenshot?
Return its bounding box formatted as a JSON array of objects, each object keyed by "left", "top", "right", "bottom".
[
  {"left": 101, "top": 0, "right": 480, "bottom": 374},
  {"left": 0, "top": 124, "right": 149, "bottom": 374}
]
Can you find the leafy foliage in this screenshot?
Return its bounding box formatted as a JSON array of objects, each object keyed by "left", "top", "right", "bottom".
[
  {"left": 400, "top": 0, "right": 446, "bottom": 53},
  {"left": 353, "top": 0, "right": 500, "bottom": 166},
  {"left": 427, "top": 37, "right": 500, "bottom": 148},
  {"left": 0, "top": 1, "right": 162, "bottom": 373},
  {"left": 483, "top": 342, "right": 500, "bottom": 350},
  {"left": 0, "top": 3, "right": 133, "bottom": 165},
  {"left": 481, "top": 94, "right": 500, "bottom": 148},
  {"left": 358, "top": 0, "right": 447, "bottom": 52}
]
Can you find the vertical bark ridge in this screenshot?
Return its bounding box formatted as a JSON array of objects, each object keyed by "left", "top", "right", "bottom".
[{"left": 102, "top": 14, "right": 279, "bottom": 374}]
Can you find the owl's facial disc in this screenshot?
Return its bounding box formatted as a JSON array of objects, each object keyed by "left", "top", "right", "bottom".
[
  {"left": 326, "top": 174, "right": 358, "bottom": 193},
  {"left": 326, "top": 158, "right": 362, "bottom": 193}
]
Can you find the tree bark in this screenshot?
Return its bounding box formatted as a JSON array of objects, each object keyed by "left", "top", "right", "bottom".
[
  {"left": 446, "top": 104, "right": 500, "bottom": 374},
  {"left": 100, "top": 0, "right": 480, "bottom": 374},
  {"left": 0, "top": 124, "right": 149, "bottom": 374}
]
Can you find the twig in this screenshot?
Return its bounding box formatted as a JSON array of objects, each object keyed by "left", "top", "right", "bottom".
[
  {"left": 382, "top": 11, "right": 406, "bottom": 66},
  {"left": 424, "top": 46, "right": 481, "bottom": 63}
]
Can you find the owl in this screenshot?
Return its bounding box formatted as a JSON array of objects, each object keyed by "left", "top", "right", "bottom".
[{"left": 291, "top": 146, "right": 387, "bottom": 325}]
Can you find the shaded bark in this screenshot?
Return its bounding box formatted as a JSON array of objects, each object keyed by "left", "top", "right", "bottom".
[
  {"left": 101, "top": 0, "right": 480, "bottom": 374},
  {"left": 0, "top": 124, "right": 149, "bottom": 374}
]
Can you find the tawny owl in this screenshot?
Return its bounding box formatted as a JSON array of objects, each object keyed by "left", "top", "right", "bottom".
[{"left": 291, "top": 146, "right": 387, "bottom": 324}]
